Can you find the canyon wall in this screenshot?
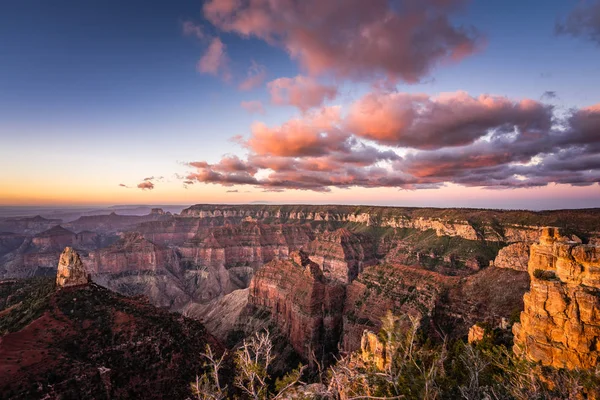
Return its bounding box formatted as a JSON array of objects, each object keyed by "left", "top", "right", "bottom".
[
  {"left": 305, "top": 228, "right": 376, "bottom": 283},
  {"left": 179, "top": 205, "right": 600, "bottom": 243},
  {"left": 513, "top": 227, "right": 600, "bottom": 369},
  {"left": 247, "top": 251, "right": 346, "bottom": 362}
]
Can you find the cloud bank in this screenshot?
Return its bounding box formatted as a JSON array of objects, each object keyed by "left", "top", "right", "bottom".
[{"left": 184, "top": 91, "right": 600, "bottom": 192}]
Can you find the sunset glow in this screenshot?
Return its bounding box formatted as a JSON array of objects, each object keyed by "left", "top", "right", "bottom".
[{"left": 1, "top": 0, "right": 599, "bottom": 209}]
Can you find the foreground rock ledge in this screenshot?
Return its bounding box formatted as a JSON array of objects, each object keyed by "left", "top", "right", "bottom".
[
  {"left": 513, "top": 227, "right": 600, "bottom": 370},
  {"left": 56, "top": 246, "right": 89, "bottom": 287}
]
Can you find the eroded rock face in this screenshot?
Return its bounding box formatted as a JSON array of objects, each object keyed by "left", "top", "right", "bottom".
[
  {"left": 342, "top": 264, "right": 449, "bottom": 351},
  {"left": 513, "top": 227, "right": 600, "bottom": 369},
  {"left": 248, "top": 251, "right": 346, "bottom": 361},
  {"left": 360, "top": 330, "right": 389, "bottom": 371},
  {"left": 468, "top": 325, "right": 485, "bottom": 343},
  {"left": 56, "top": 247, "right": 89, "bottom": 287},
  {"left": 493, "top": 242, "right": 530, "bottom": 271},
  {"left": 305, "top": 228, "right": 376, "bottom": 283}
]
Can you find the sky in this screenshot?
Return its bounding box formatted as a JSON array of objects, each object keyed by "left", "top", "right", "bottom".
[{"left": 1, "top": 0, "right": 599, "bottom": 209}]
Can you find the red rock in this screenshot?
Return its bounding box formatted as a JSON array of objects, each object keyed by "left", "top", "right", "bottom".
[
  {"left": 248, "top": 252, "right": 346, "bottom": 361},
  {"left": 305, "top": 228, "right": 376, "bottom": 283}
]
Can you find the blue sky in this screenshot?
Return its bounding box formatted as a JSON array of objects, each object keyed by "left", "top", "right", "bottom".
[{"left": 1, "top": 0, "right": 599, "bottom": 208}]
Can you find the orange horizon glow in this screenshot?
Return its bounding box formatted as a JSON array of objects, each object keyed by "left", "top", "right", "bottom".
[{"left": 2, "top": 182, "right": 599, "bottom": 210}]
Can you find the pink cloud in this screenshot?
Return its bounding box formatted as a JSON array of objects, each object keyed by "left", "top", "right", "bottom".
[
  {"left": 137, "top": 181, "right": 155, "bottom": 191},
  {"left": 183, "top": 90, "right": 600, "bottom": 192},
  {"left": 203, "top": 0, "right": 482, "bottom": 82},
  {"left": 241, "top": 100, "right": 265, "bottom": 114},
  {"left": 239, "top": 61, "right": 267, "bottom": 90},
  {"left": 346, "top": 91, "right": 552, "bottom": 149},
  {"left": 267, "top": 75, "right": 337, "bottom": 111},
  {"left": 245, "top": 106, "right": 346, "bottom": 156},
  {"left": 197, "top": 37, "right": 231, "bottom": 81},
  {"left": 182, "top": 21, "right": 205, "bottom": 40}
]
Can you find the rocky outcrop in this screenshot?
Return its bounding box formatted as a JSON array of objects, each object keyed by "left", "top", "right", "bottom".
[
  {"left": 56, "top": 247, "right": 89, "bottom": 287},
  {"left": 248, "top": 251, "right": 346, "bottom": 362},
  {"left": 86, "top": 232, "right": 176, "bottom": 275},
  {"left": 342, "top": 264, "right": 449, "bottom": 351},
  {"left": 360, "top": 330, "right": 389, "bottom": 371},
  {"left": 434, "top": 266, "right": 529, "bottom": 338},
  {"left": 86, "top": 232, "right": 194, "bottom": 309},
  {"left": 513, "top": 227, "right": 600, "bottom": 369},
  {"left": 493, "top": 242, "right": 530, "bottom": 271},
  {"left": 467, "top": 324, "right": 486, "bottom": 343},
  {"left": 305, "top": 228, "right": 376, "bottom": 283}
]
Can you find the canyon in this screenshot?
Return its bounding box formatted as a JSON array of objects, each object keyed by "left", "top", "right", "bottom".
[
  {"left": 513, "top": 227, "right": 600, "bottom": 370},
  {"left": 1, "top": 205, "right": 599, "bottom": 370}
]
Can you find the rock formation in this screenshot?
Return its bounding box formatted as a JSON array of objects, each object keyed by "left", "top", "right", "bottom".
[
  {"left": 493, "top": 242, "right": 530, "bottom": 271},
  {"left": 56, "top": 247, "right": 89, "bottom": 287},
  {"left": 305, "top": 228, "right": 376, "bottom": 283},
  {"left": 360, "top": 330, "right": 389, "bottom": 370},
  {"left": 513, "top": 227, "right": 600, "bottom": 369},
  {"left": 342, "top": 264, "right": 449, "bottom": 351},
  {"left": 248, "top": 251, "right": 346, "bottom": 362},
  {"left": 467, "top": 324, "right": 485, "bottom": 343},
  {"left": 86, "top": 232, "right": 193, "bottom": 309}
]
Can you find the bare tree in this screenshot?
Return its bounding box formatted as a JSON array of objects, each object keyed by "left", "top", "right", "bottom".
[{"left": 191, "top": 344, "right": 228, "bottom": 400}]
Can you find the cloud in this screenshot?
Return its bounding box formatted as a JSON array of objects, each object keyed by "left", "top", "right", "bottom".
[
  {"left": 541, "top": 91, "right": 558, "bottom": 100},
  {"left": 182, "top": 21, "right": 205, "bottom": 40},
  {"left": 556, "top": 0, "right": 600, "bottom": 45},
  {"left": 226, "top": 189, "right": 239, "bottom": 193},
  {"left": 241, "top": 100, "right": 265, "bottom": 114},
  {"left": 184, "top": 91, "right": 600, "bottom": 192},
  {"left": 244, "top": 106, "right": 346, "bottom": 156},
  {"left": 137, "top": 181, "right": 155, "bottom": 191},
  {"left": 197, "top": 37, "right": 231, "bottom": 81},
  {"left": 239, "top": 61, "right": 267, "bottom": 90},
  {"left": 203, "top": 0, "right": 482, "bottom": 83},
  {"left": 143, "top": 176, "right": 154, "bottom": 181},
  {"left": 118, "top": 183, "right": 131, "bottom": 188},
  {"left": 345, "top": 91, "right": 553, "bottom": 149},
  {"left": 267, "top": 75, "right": 337, "bottom": 111}
]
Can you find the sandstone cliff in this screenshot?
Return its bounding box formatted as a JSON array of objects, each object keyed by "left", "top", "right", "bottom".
[
  {"left": 180, "top": 204, "right": 600, "bottom": 243},
  {"left": 492, "top": 242, "right": 530, "bottom": 271},
  {"left": 56, "top": 247, "right": 89, "bottom": 287},
  {"left": 248, "top": 251, "right": 346, "bottom": 362},
  {"left": 342, "top": 263, "right": 449, "bottom": 351},
  {"left": 178, "top": 222, "right": 314, "bottom": 288},
  {"left": 513, "top": 227, "right": 600, "bottom": 369},
  {"left": 86, "top": 232, "right": 192, "bottom": 309},
  {"left": 305, "top": 228, "right": 376, "bottom": 283}
]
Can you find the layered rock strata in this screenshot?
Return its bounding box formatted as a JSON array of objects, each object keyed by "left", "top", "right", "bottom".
[
  {"left": 513, "top": 227, "right": 600, "bottom": 369},
  {"left": 248, "top": 251, "right": 346, "bottom": 362},
  {"left": 305, "top": 228, "right": 376, "bottom": 283},
  {"left": 342, "top": 264, "right": 450, "bottom": 351}
]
